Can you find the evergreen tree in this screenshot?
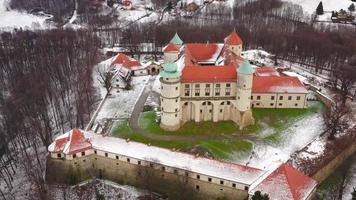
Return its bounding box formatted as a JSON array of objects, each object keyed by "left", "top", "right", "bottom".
[
  {"left": 316, "top": 1, "right": 324, "bottom": 15},
  {"left": 348, "top": 3, "right": 355, "bottom": 12},
  {"left": 352, "top": 188, "right": 356, "bottom": 200},
  {"left": 252, "top": 191, "right": 270, "bottom": 200}
]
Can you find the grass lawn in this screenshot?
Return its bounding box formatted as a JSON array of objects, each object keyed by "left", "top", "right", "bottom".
[
  {"left": 198, "top": 139, "right": 253, "bottom": 159},
  {"left": 139, "top": 101, "right": 324, "bottom": 139}
]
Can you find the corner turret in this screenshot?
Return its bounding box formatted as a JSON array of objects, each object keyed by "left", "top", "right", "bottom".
[{"left": 225, "top": 30, "right": 243, "bottom": 56}]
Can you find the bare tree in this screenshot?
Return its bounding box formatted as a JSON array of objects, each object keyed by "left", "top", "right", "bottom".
[
  {"left": 323, "top": 102, "right": 349, "bottom": 140},
  {"left": 97, "top": 68, "right": 114, "bottom": 95}
]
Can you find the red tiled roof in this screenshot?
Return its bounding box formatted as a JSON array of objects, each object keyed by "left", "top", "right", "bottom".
[
  {"left": 113, "top": 53, "right": 142, "bottom": 69},
  {"left": 254, "top": 67, "right": 280, "bottom": 77},
  {"left": 66, "top": 129, "right": 92, "bottom": 155},
  {"left": 251, "top": 164, "right": 317, "bottom": 200},
  {"left": 185, "top": 43, "right": 223, "bottom": 62},
  {"left": 225, "top": 31, "right": 242, "bottom": 45},
  {"left": 181, "top": 65, "right": 237, "bottom": 82},
  {"left": 163, "top": 43, "right": 179, "bottom": 52},
  {"left": 252, "top": 76, "right": 308, "bottom": 94},
  {"left": 52, "top": 129, "right": 92, "bottom": 155}
]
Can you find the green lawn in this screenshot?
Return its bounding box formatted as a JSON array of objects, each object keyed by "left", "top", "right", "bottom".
[{"left": 198, "top": 139, "right": 253, "bottom": 159}]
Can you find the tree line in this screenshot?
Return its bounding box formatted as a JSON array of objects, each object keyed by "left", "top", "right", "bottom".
[{"left": 0, "top": 28, "right": 100, "bottom": 199}]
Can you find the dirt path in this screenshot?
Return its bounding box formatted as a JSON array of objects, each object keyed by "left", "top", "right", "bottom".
[{"left": 128, "top": 76, "right": 260, "bottom": 142}]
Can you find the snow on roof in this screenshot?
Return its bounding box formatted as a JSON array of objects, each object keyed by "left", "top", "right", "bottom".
[
  {"left": 181, "top": 65, "right": 237, "bottom": 83},
  {"left": 185, "top": 43, "right": 224, "bottom": 64},
  {"left": 249, "top": 164, "right": 317, "bottom": 200},
  {"left": 49, "top": 129, "right": 92, "bottom": 155},
  {"left": 252, "top": 76, "right": 308, "bottom": 94},
  {"left": 224, "top": 30, "right": 243, "bottom": 45},
  {"left": 81, "top": 131, "right": 266, "bottom": 185},
  {"left": 254, "top": 67, "right": 280, "bottom": 77},
  {"left": 113, "top": 53, "right": 143, "bottom": 71},
  {"left": 282, "top": 71, "right": 308, "bottom": 84},
  {"left": 163, "top": 43, "right": 179, "bottom": 53}
]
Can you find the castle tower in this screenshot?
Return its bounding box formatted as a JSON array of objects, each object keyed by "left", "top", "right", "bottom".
[
  {"left": 163, "top": 43, "right": 179, "bottom": 63},
  {"left": 225, "top": 30, "right": 243, "bottom": 56},
  {"left": 159, "top": 62, "right": 181, "bottom": 131},
  {"left": 236, "top": 60, "right": 255, "bottom": 129},
  {"left": 170, "top": 33, "right": 183, "bottom": 49}
]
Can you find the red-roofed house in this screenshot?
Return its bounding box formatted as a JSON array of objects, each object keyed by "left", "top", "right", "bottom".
[
  {"left": 48, "top": 129, "right": 92, "bottom": 159},
  {"left": 249, "top": 164, "right": 317, "bottom": 200},
  {"left": 159, "top": 30, "right": 308, "bottom": 131},
  {"left": 112, "top": 53, "right": 147, "bottom": 80}
]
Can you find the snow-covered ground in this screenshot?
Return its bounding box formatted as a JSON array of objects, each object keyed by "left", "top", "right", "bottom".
[
  {"left": 237, "top": 104, "right": 324, "bottom": 170},
  {"left": 284, "top": 0, "right": 353, "bottom": 15},
  {"left": 48, "top": 179, "right": 156, "bottom": 200},
  {"left": 0, "top": 0, "right": 50, "bottom": 30},
  {"left": 343, "top": 158, "right": 356, "bottom": 200}
]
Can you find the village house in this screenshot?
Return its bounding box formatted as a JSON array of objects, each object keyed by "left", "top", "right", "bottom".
[
  {"left": 48, "top": 128, "right": 318, "bottom": 200},
  {"left": 159, "top": 31, "right": 308, "bottom": 131},
  {"left": 111, "top": 53, "right": 147, "bottom": 82}
]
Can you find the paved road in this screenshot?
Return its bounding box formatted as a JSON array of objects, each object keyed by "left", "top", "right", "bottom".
[{"left": 128, "top": 76, "right": 260, "bottom": 142}]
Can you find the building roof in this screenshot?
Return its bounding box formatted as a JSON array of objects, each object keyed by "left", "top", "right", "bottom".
[
  {"left": 249, "top": 164, "right": 317, "bottom": 200},
  {"left": 159, "top": 62, "right": 181, "bottom": 79},
  {"left": 170, "top": 33, "right": 183, "bottom": 45},
  {"left": 48, "top": 129, "right": 92, "bottom": 155},
  {"left": 238, "top": 60, "right": 254, "bottom": 75},
  {"left": 113, "top": 53, "right": 142, "bottom": 70},
  {"left": 225, "top": 30, "right": 242, "bottom": 45},
  {"left": 254, "top": 67, "right": 280, "bottom": 77},
  {"left": 252, "top": 76, "right": 308, "bottom": 94},
  {"left": 185, "top": 43, "right": 224, "bottom": 64},
  {"left": 163, "top": 43, "right": 179, "bottom": 53},
  {"left": 181, "top": 65, "right": 237, "bottom": 83},
  {"left": 76, "top": 130, "right": 266, "bottom": 185}
]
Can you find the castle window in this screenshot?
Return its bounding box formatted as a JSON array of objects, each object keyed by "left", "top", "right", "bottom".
[
  {"left": 227, "top": 101, "right": 231, "bottom": 105},
  {"left": 196, "top": 185, "right": 200, "bottom": 190},
  {"left": 162, "top": 107, "right": 164, "bottom": 111},
  {"left": 83, "top": 159, "right": 86, "bottom": 162},
  {"left": 208, "top": 177, "right": 212, "bottom": 182},
  {"left": 209, "top": 109, "right": 212, "bottom": 113},
  {"left": 195, "top": 90, "right": 200, "bottom": 96},
  {"left": 256, "top": 103, "right": 260, "bottom": 106},
  {"left": 176, "top": 87, "right": 178, "bottom": 90},
  {"left": 185, "top": 172, "right": 189, "bottom": 176},
  {"left": 81, "top": 152, "right": 85, "bottom": 156},
  {"left": 174, "top": 169, "right": 178, "bottom": 174},
  {"left": 138, "top": 161, "right": 141, "bottom": 165},
  {"left": 200, "top": 109, "right": 202, "bottom": 113},
  {"left": 175, "top": 108, "right": 178, "bottom": 112},
  {"left": 271, "top": 96, "right": 275, "bottom": 100},
  {"left": 185, "top": 84, "right": 190, "bottom": 89},
  {"left": 175, "top": 114, "right": 177, "bottom": 117},
  {"left": 208, "top": 102, "right": 212, "bottom": 105},
  {"left": 225, "top": 88, "right": 231, "bottom": 96},
  {"left": 205, "top": 88, "right": 210, "bottom": 96},
  {"left": 232, "top": 183, "right": 236, "bottom": 188},
  {"left": 94, "top": 150, "right": 97, "bottom": 154},
  {"left": 220, "top": 109, "right": 223, "bottom": 112},
  {"left": 206, "top": 83, "right": 210, "bottom": 88},
  {"left": 297, "top": 96, "right": 301, "bottom": 100},
  {"left": 215, "top": 88, "right": 220, "bottom": 96},
  {"left": 288, "top": 96, "right": 292, "bottom": 100},
  {"left": 257, "top": 96, "right": 261, "bottom": 100},
  {"left": 57, "top": 154, "right": 61, "bottom": 158},
  {"left": 221, "top": 102, "right": 224, "bottom": 105},
  {"left": 279, "top": 103, "right": 283, "bottom": 106},
  {"left": 127, "top": 158, "right": 130, "bottom": 163},
  {"left": 279, "top": 96, "right": 283, "bottom": 100},
  {"left": 226, "top": 83, "right": 231, "bottom": 87},
  {"left": 244, "top": 186, "right": 249, "bottom": 191},
  {"left": 203, "top": 102, "right": 206, "bottom": 105},
  {"left": 295, "top": 103, "right": 298, "bottom": 107},
  {"left": 205, "top": 91, "right": 210, "bottom": 96},
  {"left": 175, "top": 99, "right": 178, "bottom": 102},
  {"left": 270, "top": 103, "right": 274, "bottom": 106},
  {"left": 105, "top": 153, "right": 108, "bottom": 157},
  {"left": 220, "top": 180, "right": 224, "bottom": 185},
  {"left": 73, "top": 154, "right": 77, "bottom": 158},
  {"left": 251, "top": 96, "right": 253, "bottom": 100},
  {"left": 185, "top": 90, "right": 190, "bottom": 96},
  {"left": 216, "top": 83, "right": 220, "bottom": 87},
  {"left": 162, "top": 166, "right": 165, "bottom": 171},
  {"left": 195, "top": 84, "right": 200, "bottom": 88},
  {"left": 197, "top": 175, "right": 200, "bottom": 179},
  {"left": 116, "top": 155, "right": 119, "bottom": 159}
]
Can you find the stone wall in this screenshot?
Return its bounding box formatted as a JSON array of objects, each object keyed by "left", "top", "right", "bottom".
[
  {"left": 46, "top": 154, "right": 250, "bottom": 200},
  {"left": 311, "top": 141, "right": 356, "bottom": 183}
]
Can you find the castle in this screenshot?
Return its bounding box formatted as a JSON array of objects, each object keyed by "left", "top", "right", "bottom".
[{"left": 159, "top": 31, "right": 308, "bottom": 131}]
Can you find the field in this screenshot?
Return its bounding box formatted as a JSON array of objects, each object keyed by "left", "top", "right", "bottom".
[{"left": 112, "top": 101, "right": 325, "bottom": 168}]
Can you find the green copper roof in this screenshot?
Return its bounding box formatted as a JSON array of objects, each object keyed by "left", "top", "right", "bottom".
[
  {"left": 170, "top": 33, "right": 183, "bottom": 45},
  {"left": 160, "top": 62, "right": 181, "bottom": 79},
  {"left": 238, "top": 60, "right": 254, "bottom": 75}
]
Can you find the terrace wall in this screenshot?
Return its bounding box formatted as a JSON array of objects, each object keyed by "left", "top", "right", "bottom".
[{"left": 46, "top": 151, "right": 250, "bottom": 200}]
